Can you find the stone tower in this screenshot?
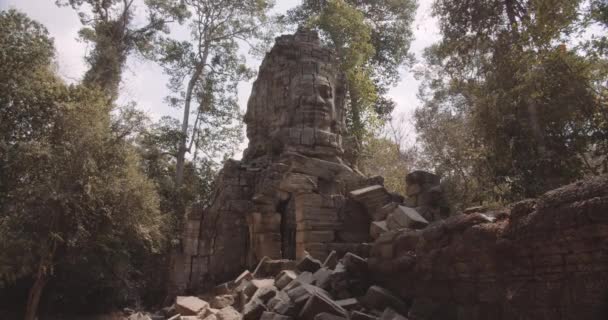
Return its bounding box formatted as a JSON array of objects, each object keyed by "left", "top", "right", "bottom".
[{"left": 173, "top": 29, "right": 387, "bottom": 292}]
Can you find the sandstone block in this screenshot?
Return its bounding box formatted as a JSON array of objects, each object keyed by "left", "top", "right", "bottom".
[
  {"left": 360, "top": 286, "right": 408, "bottom": 315},
  {"left": 254, "top": 258, "right": 297, "bottom": 278},
  {"left": 243, "top": 298, "right": 267, "bottom": 320},
  {"left": 349, "top": 185, "right": 392, "bottom": 212},
  {"left": 297, "top": 255, "right": 323, "bottom": 273},
  {"left": 260, "top": 311, "right": 293, "bottom": 320},
  {"left": 275, "top": 270, "right": 298, "bottom": 290},
  {"left": 386, "top": 206, "right": 428, "bottom": 230},
  {"left": 217, "top": 306, "right": 242, "bottom": 320},
  {"left": 351, "top": 311, "right": 378, "bottom": 320},
  {"left": 175, "top": 296, "right": 209, "bottom": 316},
  {"left": 341, "top": 252, "right": 368, "bottom": 276},
  {"left": 312, "top": 267, "right": 333, "bottom": 289},
  {"left": 211, "top": 295, "right": 235, "bottom": 309},
  {"left": 370, "top": 221, "right": 388, "bottom": 239},
  {"left": 298, "top": 292, "right": 348, "bottom": 320},
  {"left": 379, "top": 308, "right": 407, "bottom": 320},
  {"left": 323, "top": 250, "right": 338, "bottom": 269},
  {"left": 313, "top": 313, "right": 347, "bottom": 320},
  {"left": 335, "top": 298, "right": 360, "bottom": 310}
]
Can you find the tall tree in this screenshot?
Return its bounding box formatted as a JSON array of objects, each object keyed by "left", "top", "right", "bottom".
[
  {"left": 288, "top": 0, "right": 417, "bottom": 145},
  {"left": 57, "top": 0, "right": 188, "bottom": 100},
  {"left": 155, "top": 0, "right": 271, "bottom": 189},
  {"left": 0, "top": 10, "right": 164, "bottom": 319},
  {"left": 415, "top": 0, "right": 606, "bottom": 204}
]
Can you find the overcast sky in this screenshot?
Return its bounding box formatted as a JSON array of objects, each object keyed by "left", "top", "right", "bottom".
[{"left": 0, "top": 0, "right": 440, "bottom": 152}]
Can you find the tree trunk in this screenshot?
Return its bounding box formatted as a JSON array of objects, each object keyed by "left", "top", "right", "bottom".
[
  {"left": 24, "top": 263, "right": 49, "bottom": 320},
  {"left": 175, "top": 45, "right": 210, "bottom": 189}
]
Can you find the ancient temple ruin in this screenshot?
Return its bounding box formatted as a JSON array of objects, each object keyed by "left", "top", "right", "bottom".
[
  {"left": 174, "top": 29, "right": 392, "bottom": 292},
  {"left": 168, "top": 29, "right": 608, "bottom": 320}
]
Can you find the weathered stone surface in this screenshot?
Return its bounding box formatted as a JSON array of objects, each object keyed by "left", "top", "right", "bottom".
[
  {"left": 351, "top": 311, "right": 378, "bottom": 320},
  {"left": 275, "top": 270, "right": 298, "bottom": 290},
  {"left": 380, "top": 308, "right": 408, "bottom": 320},
  {"left": 369, "top": 175, "right": 608, "bottom": 320},
  {"left": 323, "top": 251, "right": 338, "bottom": 269},
  {"left": 312, "top": 267, "right": 333, "bottom": 289},
  {"left": 299, "top": 292, "right": 348, "bottom": 320},
  {"left": 217, "top": 306, "right": 242, "bottom": 320},
  {"left": 370, "top": 221, "right": 388, "bottom": 239},
  {"left": 243, "top": 298, "right": 267, "bottom": 320},
  {"left": 341, "top": 252, "right": 368, "bottom": 276},
  {"left": 127, "top": 312, "right": 152, "bottom": 320},
  {"left": 335, "top": 298, "right": 359, "bottom": 310},
  {"left": 260, "top": 311, "right": 293, "bottom": 320},
  {"left": 253, "top": 286, "right": 278, "bottom": 303},
  {"left": 313, "top": 313, "right": 348, "bottom": 320},
  {"left": 360, "top": 286, "right": 408, "bottom": 316},
  {"left": 175, "top": 296, "right": 209, "bottom": 316},
  {"left": 297, "top": 255, "right": 323, "bottom": 273},
  {"left": 210, "top": 295, "right": 235, "bottom": 309},
  {"left": 386, "top": 206, "right": 428, "bottom": 230}
]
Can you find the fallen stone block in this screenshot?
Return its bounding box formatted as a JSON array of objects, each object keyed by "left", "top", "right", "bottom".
[
  {"left": 370, "top": 221, "right": 388, "bottom": 239},
  {"left": 180, "top": 316, "right": 200, "bottom": 320},
  {"left": 216, "top": 306, "right": 242, "bottom": 320},
  {"left": 371, "top": 203, "right": 398, "bottom": 221},
  {"left": 271, "top": 298, "right": 298, "bottom": 316},
  {"left": 313, "top": 312, "right": 347, "bottom": 320},
  {"left": 360, "top": 286, "right": 408, "bottom": 316},
  {"left": 176, "top": 296, "right": 209, "bottom": 316},
  {"left": 260, "top": 311, "right": 293, "bottom": 320},
  {"left": 380, "top": 308, "right": 407, "bottom": 320},
  {"left": 127, "top": 312, "right": 152, "bottom": 320},
  {"left": 323, "top": 250, "right": 338, "bottom": 269},
  {"left": 341, "top": 252, "right": 368, "bottom": 276},
  {"left": 235, "top": 270, "right": 254, "bottom": 286},
  {"left": 351, "top": 311, "right": 378, "bottom": 320},
  {"left": 253, "top": 257, "right": 297, "bottom": 278},
  {"left": 312, "top": 267, "right": 333, "bottom": 289},
  {"left": 386, "top": 206, "right": 428, "bottom": 230},
  {"left": 211, "top": 295, "right": 235, "bottom": 309},
  {"left": 275, "top": 270, "right": 298, "bottom": 290},
  {"left": 253, "top": 286, "right": 278, "bottom": 303},
  {"left": 297, "top": 255, "right": 323, "bottom": 273},
  {"left": 243, "top": 298, "right": 267, "bottom": 320},
  {"left": 335, "top": 298, "right": 359, "bottom": 310},
  {"left": 349, "top": 185, "right": 392, "bottom": 213},
  {"left": 298, "top": 292, "right": 348, "bottom": 320},
  {"left": 214, "top": 282, "right": 234, "bottom": 295}
]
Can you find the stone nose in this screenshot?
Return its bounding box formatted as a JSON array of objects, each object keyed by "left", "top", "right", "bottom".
[{"left": 303, "top": 93, "right": 325, "bottom": 106}]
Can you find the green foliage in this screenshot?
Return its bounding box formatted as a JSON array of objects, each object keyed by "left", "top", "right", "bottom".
[
  {"left": 0, "top": 9, "right": 164, "bottom": 311},
  {"left": 288, "top": 0, "right": 417, "bottom": 144},
  {"left": 416, "top": 0, "right": 608, "bottom": 208},
  {"left": 155, "top": 0, "right": 268, "bottom": 192},
  {"left": 56, "top": 0, "right": 188, "bottom": 100},
  {"left": 360, "top": 136, "right": 410, "bottom": 196}
]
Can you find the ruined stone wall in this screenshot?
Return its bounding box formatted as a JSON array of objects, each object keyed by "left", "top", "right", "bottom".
[{"left": 369, "top": 175, "right": 608, "bottom": 320}]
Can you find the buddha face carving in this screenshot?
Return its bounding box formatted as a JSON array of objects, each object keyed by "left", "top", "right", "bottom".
[{"left": 288, "top": 74, "right": 336, "bottom": 132}]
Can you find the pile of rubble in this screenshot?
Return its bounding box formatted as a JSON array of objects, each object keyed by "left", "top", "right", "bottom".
[{"left": 162, "top": 252, "right": 412, "bottom": 320}]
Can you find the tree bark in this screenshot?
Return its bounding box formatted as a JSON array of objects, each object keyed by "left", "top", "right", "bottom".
[
  {"left": 24, "top": 261, "right": 50, "bottom": 320},
  {"left": 175, "top": 44, "right": 210, "bottom": 188}
]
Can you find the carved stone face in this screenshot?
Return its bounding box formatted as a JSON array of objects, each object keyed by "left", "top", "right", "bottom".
[{"left": 288, "top": 74, "right": 336, "bottom": 132}]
